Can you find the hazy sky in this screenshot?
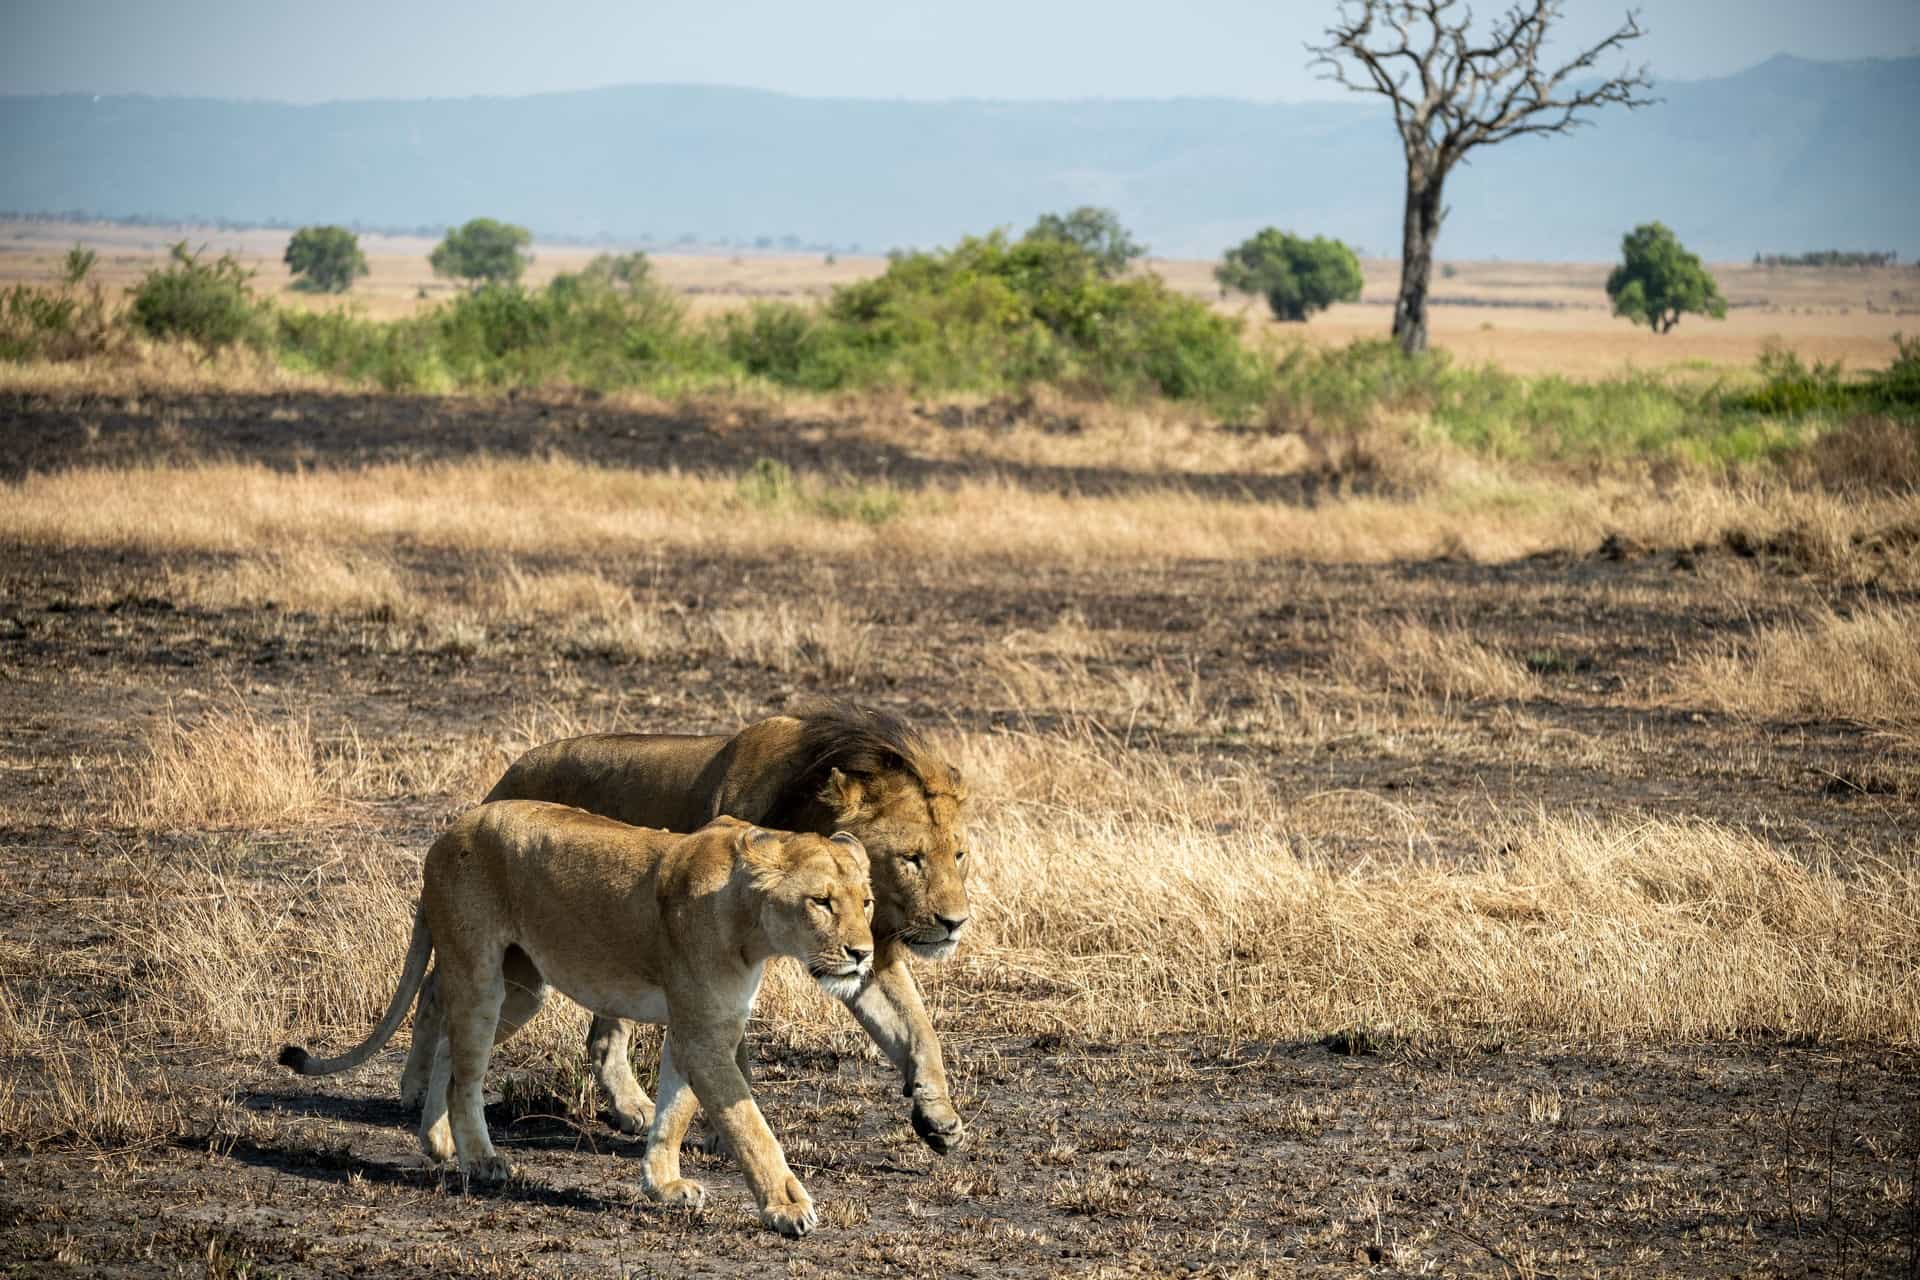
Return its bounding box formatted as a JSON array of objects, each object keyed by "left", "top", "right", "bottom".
[{"left": 5, "top": 0, "right": 1918, "bottom": 103}]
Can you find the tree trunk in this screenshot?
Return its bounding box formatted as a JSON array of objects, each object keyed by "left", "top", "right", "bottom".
[{"left": 1393, "top": 168, "right": 1446, "bottom": 357}]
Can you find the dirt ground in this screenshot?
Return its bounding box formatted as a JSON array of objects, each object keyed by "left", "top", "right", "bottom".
[
  {"left": 4, "top": 219, "right": 1915, "bottom": 376},
  {"left": 2, "top": 389, "right": 1917, "bottom": 1276}
]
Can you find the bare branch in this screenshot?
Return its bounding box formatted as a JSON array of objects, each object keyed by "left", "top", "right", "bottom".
[{"left": 1308, "top": 0, "right": 1655, "bottom": 166}]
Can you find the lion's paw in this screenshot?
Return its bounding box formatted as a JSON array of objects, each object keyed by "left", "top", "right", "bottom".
[
  {"left": 609, "top": 1100, "right": 655, "bottom": 1136},
  {"left": 463, "top": 1154, "right": 512, "bottom": 1185},
  {"left": 418, "top": 1121, "right": 456, "bottom": 1165},
  {"left": 911, "top": 1097, "right": 966, "bottom": 1154},
  {"left": 647, "top": 1177, "right": 707, "bottom": 1210},
  {"left": 759, "top": 1194, "right": 817, "bottom": 1238}
]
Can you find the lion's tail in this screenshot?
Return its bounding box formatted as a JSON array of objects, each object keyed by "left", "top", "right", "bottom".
[{"left": 278, "top": 904, "right": 433, "bottom": 1077}]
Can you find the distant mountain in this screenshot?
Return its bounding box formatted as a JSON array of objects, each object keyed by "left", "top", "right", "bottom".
[{"left": 2, "top": 55, "right": 1915, "bottom": 261}]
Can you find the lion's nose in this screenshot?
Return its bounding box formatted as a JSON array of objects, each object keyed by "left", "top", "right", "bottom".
[
  {"left": 935, "top": 913, "right": 969, "bottom": 936},
  {"left": 846, "top": 945, "right": 871, "bottom": 966}
]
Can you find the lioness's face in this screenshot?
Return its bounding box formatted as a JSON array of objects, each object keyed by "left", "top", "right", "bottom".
[
  {"left": 837, "top": 772, "right": 972, "bottom": 961},
  {"left": 761, "top": 831, "right": 876, "bottom": 1001}
]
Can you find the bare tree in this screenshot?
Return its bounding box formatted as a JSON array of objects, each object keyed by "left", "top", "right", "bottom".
[{"left": 1310, "top": 2, "right": 1654, "bottom": 355}]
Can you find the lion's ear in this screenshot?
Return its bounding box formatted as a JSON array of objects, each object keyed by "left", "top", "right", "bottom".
[
  {"left": 733, "top": 824, "right": 782, "bottom": 861},
  {"left": 822, "top": 768, "right": 870, "bottom": 823}
]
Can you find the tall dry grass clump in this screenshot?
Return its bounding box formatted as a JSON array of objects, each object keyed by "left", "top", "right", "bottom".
[
  {"left": 108, "top": 703, "right": 342, "bottom": 829},
  {"left": 709, "top": 600, "right": 876, "bottom": 681},
  {"left": 172, "top": 545, "right": 416, "bottom": 616},
  {"left": 1683, "top": 604, "right": 1920, "bottom": 728},
  {"left": 103, "top": 700, "right": 514, "bottom": 830},
  {"left": 1335, "top": 617, "right": 1540, "bottom": 702},
  {"left": 953, "top": 731, "right": 1920, "bottom": 1045}
]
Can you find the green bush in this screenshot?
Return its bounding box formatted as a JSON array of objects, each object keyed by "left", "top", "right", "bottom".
[
  {"left": 127, "top": 243, "right": 262, "bottom": 351},
  {"left": 811, "top": 232, "right": 1263, "bottom": 408},
  {"left": 1727, "top": 338, "right": 1920, "bottom": 420},
  {"left": 722, "top": 302, "right": 832, "bottom": 385},
  {"left": 0, "top": 252, "right": 120, "bottom": 362}
]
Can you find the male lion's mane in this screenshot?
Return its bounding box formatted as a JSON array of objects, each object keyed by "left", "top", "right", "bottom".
[{"left": 761, "top": 702, "right": 958, "bottom": 827}]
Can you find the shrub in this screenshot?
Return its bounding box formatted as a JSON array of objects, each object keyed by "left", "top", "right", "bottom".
[
  {"left": 127, "top": 243, "right": 262, "bottom": 351},
  {"left": 0, "top": 249, "right": 121, "bottom": 362},
  {"left": 816, "top": 232, "right": 1264, "bottom": 407},
  {"left": 722, "top": 302, "right": 828, "bottom": 384}
]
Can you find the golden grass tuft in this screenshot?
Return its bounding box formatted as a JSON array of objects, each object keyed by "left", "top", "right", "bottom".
[
  {"left": 709, "top": 600, "right": 876, "bottom": 681},
  {"left": 108, "top": 703, "right": 341, "bottom": 829},
  {"left": 957, "top": 731, "right": 1920, "bottom": 1045},
  {"left": 102, "top": 700, "right": 515, "bottom": 831},
  {"left": 1335, "top": 617, "right": 1541, "bottom": 703},
  {"left": 1683, "top": 604, "right": 1920, "bottom": 728},
  {"left": 172, "top": 545, "right": 416, "bottom": 616}
]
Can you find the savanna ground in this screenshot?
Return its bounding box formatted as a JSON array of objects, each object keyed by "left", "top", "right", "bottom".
[{"left": 3, "top": 230, "right": 1919, "bottom": 1278}]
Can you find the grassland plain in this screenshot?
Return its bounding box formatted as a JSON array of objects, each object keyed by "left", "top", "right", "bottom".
[
  {"left": 2, "top": 374, "right": 1917, "bottom": 1278},
  {"left": 4, "top": 220, "right": 1916, "bottom": 374}
]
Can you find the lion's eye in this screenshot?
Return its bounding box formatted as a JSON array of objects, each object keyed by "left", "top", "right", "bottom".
[
  {"left": 903, "top": 852, "right": 925, "bottom": 869},
  {"left": 954, "top": 849, "right": 968, "bottom": 865},
  {"left": 811, "top": 896, "right": 834, "bottom": 913},
  {"left": 863, "top": 898, "right": 875, "bottom": 917}
]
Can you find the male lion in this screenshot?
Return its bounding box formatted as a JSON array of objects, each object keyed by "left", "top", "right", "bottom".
[
  {"left": 282, "top": 805, "right": 874, "bottom": 1237},
  {"left": 398, "top": 703, "right": 972, "bottom": 1153}
]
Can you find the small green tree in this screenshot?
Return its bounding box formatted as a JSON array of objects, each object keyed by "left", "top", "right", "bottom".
[
  {"left": 284, "top": 225, "right": 368, "bottom": 293},
  {"left": 1607, "top": 222, "right": 1726, "bottom": 334},
  {"left": 1215, "top": 229, "right": 1364, "bottom": 321},
  {"left": 429, "top": 218, "right": 532, "bottom": 287},
  {"left": 1024, "top": 207, "right": 1146, "bottom": 278}
]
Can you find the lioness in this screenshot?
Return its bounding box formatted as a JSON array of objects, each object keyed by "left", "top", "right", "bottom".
[
  {"left": 400, "top": 703, "right": 972, "bottom": 1152},
  {"left": 281, "top": 805, "right": 874, "bottom": 1237}
]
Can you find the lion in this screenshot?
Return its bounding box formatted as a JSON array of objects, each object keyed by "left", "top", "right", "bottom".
[
  {"left": 398, "top": 703, "right": 972, "bottom": 1153},
  {"left": 281, "top": 805, "right": 874, "bottom": 1238}
]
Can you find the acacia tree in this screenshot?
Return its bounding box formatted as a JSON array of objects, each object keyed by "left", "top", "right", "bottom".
[
  {"left": 1310, "top": 2, "right": 1654, "bottom": 355},
  {"left": 284, "top": 225, "right": 368, "bottom": 293},
  {"left": 1025, "top": 207, "right": 1146, "bottom": 278},
  {"left": 430, "top": 217, "right": 532, "bottom": 287},
  {"left": 1216, "top": 229, "right": 1364, "bottom": 321},
  {"left": 1606, "top": 221, "right": 1725, "bottom": 334}
]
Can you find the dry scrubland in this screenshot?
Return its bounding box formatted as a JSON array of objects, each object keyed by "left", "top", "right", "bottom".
[{"left": 3, "top": 320, "right": 1919, "bottom": 1272}]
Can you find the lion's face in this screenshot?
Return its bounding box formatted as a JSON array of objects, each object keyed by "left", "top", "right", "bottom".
[
  {"left": 752, "top": 829, "right": 877, "bottom": 1001},
  {"left": 828, "top": 768, "right": 972, "bottom": 961}
]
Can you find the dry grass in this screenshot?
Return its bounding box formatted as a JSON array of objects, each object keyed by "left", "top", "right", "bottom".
[
  {"left": 8, "top": 457, "right": 1919, "bottom": 578},
  {"left": 171, "top": 545, "right": 414, "bottom": 616},
  {"left": 1683, "top": 604, "right": 1920, "bottom": 728},
  {"left": 97, "top": 700, "right": 515, "bottom": 832},
  {"left": 709, "top": 600, "right": 876, "bottom": 681},
  {"left": 105, "top": 702, "right": 343, "bottom": 829},
  {"left": 954, "top": 729, "right": 1920, "bottom": 1045},
  {"left": 1335, "top": 618, "right": 1541, "bottom": 703}
]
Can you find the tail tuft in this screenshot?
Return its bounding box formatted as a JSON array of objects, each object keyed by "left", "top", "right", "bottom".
[{"left": 278, "top": 1044, "right": 312, "bottom": 1073}]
